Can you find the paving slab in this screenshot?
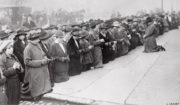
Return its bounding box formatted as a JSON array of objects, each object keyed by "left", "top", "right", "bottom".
[
  {"left": 44, "top": 29, "right": 180, "bottom": 105},
  {"left": 126, "top": 30, "right": 180, "bottom": 105}
]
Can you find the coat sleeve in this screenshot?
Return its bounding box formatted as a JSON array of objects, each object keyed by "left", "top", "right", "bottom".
[
  {"left": 3, "top": 67, "right": 17, "bottom": 77},
  {"left": 0, "top": 78, "right": 6, "bottom": 86},
  {"left": 24, "top": 47, "right": 44, "bottom": 68},
  {"left": 144, "top": 24, "right": 156, "bottom": 38},
  {"left": 49, "top": 44, "right": 57, "bottom": 57},
  {"left": 0, "top": 55, "right": 17, "bottom": 78}
]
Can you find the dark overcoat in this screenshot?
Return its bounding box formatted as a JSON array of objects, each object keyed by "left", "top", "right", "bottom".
[
  {"left": 13, "top": 39, "right": 27, "bottom": 82},
  {"left": 144, "top": 23, "right": 159, "bottom": 53}
]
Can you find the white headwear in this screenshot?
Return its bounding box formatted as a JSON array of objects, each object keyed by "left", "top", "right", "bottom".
[{"left": 0, "top": 40, "right": 13, "bottom": 53}]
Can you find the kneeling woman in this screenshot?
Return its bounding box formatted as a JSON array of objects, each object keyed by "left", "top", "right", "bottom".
[
  {"left": 0, "top": 40, "right": 23, "bottom": 105},
  {"left": 143, "top": 17, "right": 165, "bottom": 53}
]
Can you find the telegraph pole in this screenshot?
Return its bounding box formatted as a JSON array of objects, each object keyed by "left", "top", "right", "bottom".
[
  {"left": 161, "top": 0, "right": 164, "bottom": 12},
  {"left": 171, "top": 0, "right": 173, "bottom": 12}
]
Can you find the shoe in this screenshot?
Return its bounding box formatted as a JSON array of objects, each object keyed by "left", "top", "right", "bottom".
[{"left": 33, "top": 95, "right": 42, "bottom": 102}]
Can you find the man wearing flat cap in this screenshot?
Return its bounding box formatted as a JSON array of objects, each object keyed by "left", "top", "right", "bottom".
[{"left": 23, "top": 31, "right": 52, "bottom": 101}]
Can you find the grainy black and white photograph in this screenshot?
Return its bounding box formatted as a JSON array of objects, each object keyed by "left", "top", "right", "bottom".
[{"left": 0, "top": 0, "right": 180, "bottom": 105}]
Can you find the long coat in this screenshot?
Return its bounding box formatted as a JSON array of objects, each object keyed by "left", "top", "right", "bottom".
[
  {"left": 0, "top": 54, "right": 21, "bottom": 105},
  {"left": 79, "top": 38, "right": 93, "bottom": 65},
  {"left": 24, "top": 42, "right": 51, "bottom": 97},
  {"left": 49, "top": 42, "right": 69, "bottom": 83},
  {"left": 67, "top": 37, "right": 82, "bottom": 76},
  {"left": 144, "top": 23, "right": 159, "bottom": 53},
  {"left": 111, "top": 28, "right": 129, "bottom": 56},
  {"left": 88, "top": 30, "right": 103, "bottom": 68},
  {"left": 40, "top": 37, "right": 56, "bottom": 86}
]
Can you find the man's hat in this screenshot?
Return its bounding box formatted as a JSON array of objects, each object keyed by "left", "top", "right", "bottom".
[{"left": 0, "top": 31, "right": 10, "bottom": 40}]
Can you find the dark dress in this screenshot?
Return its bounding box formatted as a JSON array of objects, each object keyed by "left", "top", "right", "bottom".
[
  {"left": 79, "top": 38, "right": 94, "bottom": 71},
  {"left": 0, "top": 75, "right": 8, "bottom": 105},
  {"left": 0, "top": 54, "right": 21, "bottom": 105},
  {"left": 49, "top": 42, "right": 69, "bottom": 83},
  {"left": 99, "top": 32, "right": 114, "bottom": 64},
  {"left": 67, "top": 37, "right": 82, "bottom": 76},
  {"left": 13, "top": 39, "right": 27, "bottom": 82}
]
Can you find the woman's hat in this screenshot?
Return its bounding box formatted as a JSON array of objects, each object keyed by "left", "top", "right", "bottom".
[
  {"left": 145, "top": 17, "right": 153, "bottom": 24},
  {"left": 99, "top": 23, "right": 108, "bottom": 29},
  {"left": 15, "top": 30, "right": 27, "bottom": 38},
  {"left": 0, "top": 31, "right": 10, "bottom": 40},
  {"left": 39, "top": 30, "right": 52, "bottom": 41},
  {"left": 28, "top": 29, "right": 41, "bottom": 40},
  {"left": 79, "top": 30, "right": 89, "bottom": 39},
  {"left": 0, "top": 40, "right": 13, "bottom": 53},
  {"left": 72, "top": 26, "right": 81, "bottom": 33},
  {"left": 112, "top": 21, "right": 120, "bottom": 27},
  {"left": 55, "top": 30, "right": 64, "bottom": 38}
]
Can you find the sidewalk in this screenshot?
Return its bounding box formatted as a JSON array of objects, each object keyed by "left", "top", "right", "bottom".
[{"left": 44, "top": 29, "right": 180, "bottom": 105}]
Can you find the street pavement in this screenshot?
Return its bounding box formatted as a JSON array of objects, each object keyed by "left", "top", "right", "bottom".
[{"left": 22, "top": 29, "right": 180, "bottom": 105}]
